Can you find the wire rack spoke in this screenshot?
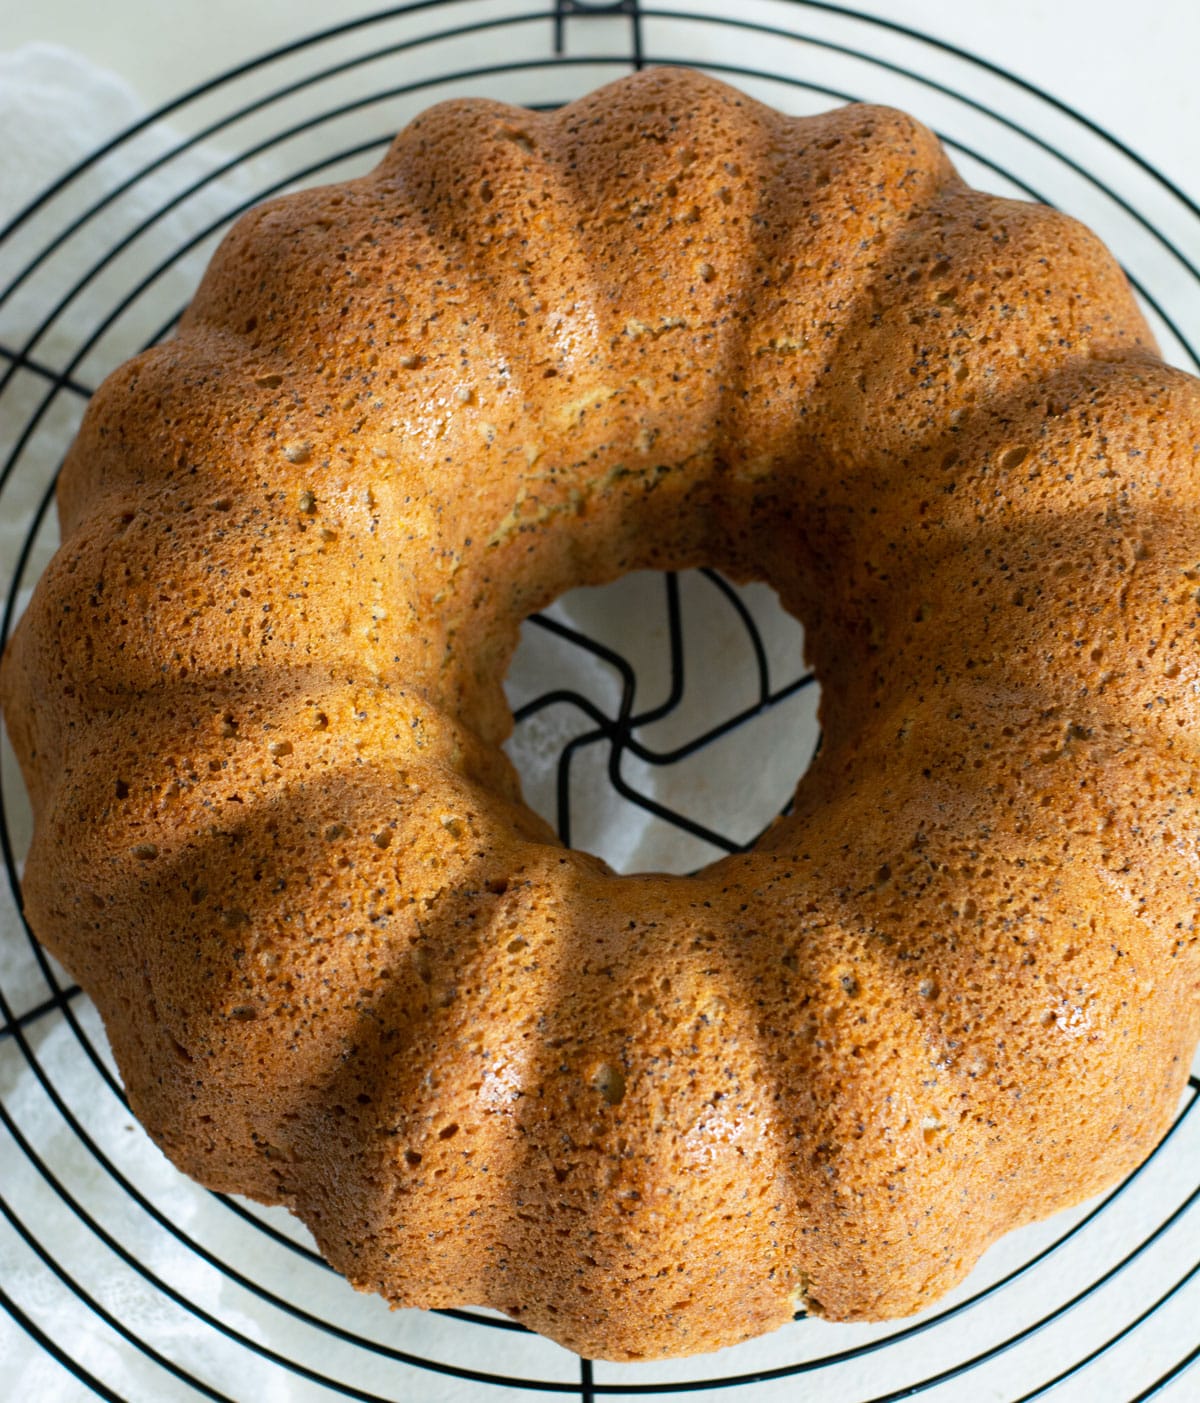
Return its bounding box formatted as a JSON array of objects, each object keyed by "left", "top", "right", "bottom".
[
  {"left": 0, "top": 343, "right": 94, "bottom": 398},
  {"left": 0, "top": 983, "right": 84, "bottom": 1043},
  {"left": 555, "top": 0, "right": 644, "bottom": 65}
]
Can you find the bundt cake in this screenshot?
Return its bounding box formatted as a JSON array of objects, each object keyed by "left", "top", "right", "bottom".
[{"left": 3, "top": 67, "right": 1200, "bottom": 1361}]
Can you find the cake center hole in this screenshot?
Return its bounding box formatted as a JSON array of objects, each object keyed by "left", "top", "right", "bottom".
[{"left": 503, "top": 569, "right": 821, "bottom": 876}]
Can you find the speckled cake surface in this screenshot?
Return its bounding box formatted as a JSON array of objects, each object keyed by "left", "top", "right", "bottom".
[{"left": 3, "top": 67, "right": 1200, "bottom": 1360}]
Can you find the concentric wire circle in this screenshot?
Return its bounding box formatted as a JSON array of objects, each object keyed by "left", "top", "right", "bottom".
[{"left": 1, "top": 3, "right": 1199, "bottom": 1399}]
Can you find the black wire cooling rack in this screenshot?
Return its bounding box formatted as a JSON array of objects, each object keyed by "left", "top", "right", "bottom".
[{"left": 2, "top": 3, "right": 1200, "bottom": 1399}]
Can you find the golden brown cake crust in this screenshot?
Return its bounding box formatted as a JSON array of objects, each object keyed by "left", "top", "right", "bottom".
[{"left": 4, "top": 68, "right": 1200, "bottom": 1360}]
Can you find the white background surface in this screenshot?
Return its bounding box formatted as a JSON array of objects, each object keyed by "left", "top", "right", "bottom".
[
  {"left": 1, "top": 2, "right": 1199, "bottom": 1401},
  {"left": 7, "top": 0, "right": 1199, "bottom": 197}
]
